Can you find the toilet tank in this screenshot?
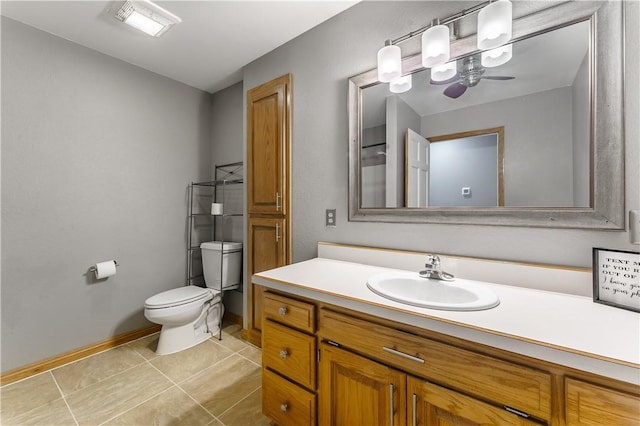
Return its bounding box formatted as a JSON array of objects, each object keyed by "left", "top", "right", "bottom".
[{"left": 200, "top": 241, "right": 243, "bottom": 290}]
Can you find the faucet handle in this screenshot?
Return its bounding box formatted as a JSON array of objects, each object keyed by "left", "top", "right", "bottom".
[{"left": 425, "top": 254, "right": 441, "bottom": 267}]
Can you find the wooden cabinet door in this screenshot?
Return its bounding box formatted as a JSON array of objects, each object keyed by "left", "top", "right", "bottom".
[
  {"left": 246, "top": 74, "right": 290, "bottom": 215},
  {"left": 566, "top": 378, "right": 640, "bottom": 425},
  {"left": 319, "top": 343, "right": 406, "bottom": 426},
  {"left": 407, "top": 376, "right": 539, "bottom": 426},
  {"left": 247, "top": 217, "right": 287, "bottom": 341}
]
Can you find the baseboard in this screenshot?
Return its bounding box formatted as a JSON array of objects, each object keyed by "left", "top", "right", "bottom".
[
  {"left": 223, "top": 311, "right": 243, "bottom": 326},
  {"left": 1, "top": 324, "right": 161, "bottom": 386},
  {"left": 242, "top": 328, "right": 262, "bottom": 348}
]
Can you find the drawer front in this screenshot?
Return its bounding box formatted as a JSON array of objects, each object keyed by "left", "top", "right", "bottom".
[
  {"left": 264, "top": 292, "right": 315, "bottom": 332},
  {"left": 319, "top": 309, "right": 552, "bottom": 421},
  {"left": 263, "top": 319, "right": 316, "bottom": 389},
  {"left": 263, "top": 369, "right": 316, "bottom": 426},
  {"left": 566, "top": 378, "right": 640, "bottom": 425}
]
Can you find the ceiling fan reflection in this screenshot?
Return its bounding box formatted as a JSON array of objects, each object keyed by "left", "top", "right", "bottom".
[{"left": 430, "top": 55, "right": 515, "bottom": 99}]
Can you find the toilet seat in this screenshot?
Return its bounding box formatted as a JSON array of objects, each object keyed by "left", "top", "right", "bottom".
[{"left": 144, "top": 286, "right": 219, "bottom": 310}]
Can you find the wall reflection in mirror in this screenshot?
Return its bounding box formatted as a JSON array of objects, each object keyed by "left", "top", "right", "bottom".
[{"left": 360, "top": 20, "right": 590, "bottom": 209}]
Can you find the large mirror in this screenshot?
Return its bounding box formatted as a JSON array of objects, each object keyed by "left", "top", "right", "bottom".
[{"left": 349, "top": 1, "right": 624, "bottom": 229}]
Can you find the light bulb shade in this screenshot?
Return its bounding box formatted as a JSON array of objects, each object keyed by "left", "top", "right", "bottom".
[
  {"left": 477, "top": 0, "right": 512, "bottom": 50},
  {"left": 431, "top": 61, "right": 457, "bottom": 82},
  {"left": 377, "top": 44, "right": 402, "bottom": 82},
  {"left": 481, "top": 44, "right": 512, "bottom": 67},
  {"left": 422, "top": 24, "right": 450, "bottom": 68},
  {"left": 389, "top": 75, "right": 412, "bottom": 93}
]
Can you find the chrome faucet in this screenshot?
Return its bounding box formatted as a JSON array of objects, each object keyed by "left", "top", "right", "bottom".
[{"left": 419, "top": 254, "right": 454, "bottom": 281}]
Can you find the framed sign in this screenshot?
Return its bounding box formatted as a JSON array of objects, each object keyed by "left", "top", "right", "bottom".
[{"left": 592, "top": 247, "right": 640, "bottom": 312}]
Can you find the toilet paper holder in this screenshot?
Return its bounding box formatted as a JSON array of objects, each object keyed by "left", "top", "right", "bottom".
[{"left": 89, "top": 260, "right": 120, "bottom": 273}]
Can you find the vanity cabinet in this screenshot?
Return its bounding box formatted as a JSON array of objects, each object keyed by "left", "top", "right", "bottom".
[
  {"left": 260, "top": 289, "right": 640, "bottom": 426},
  {"left": 319, "top": 308, "right": 551, "bottom": 424},
  {"left": 261, "top": 292, "right": 316, "bottom": 426},
  {"left": 319, "top": 343, "right": 537, "bottom": 426}
]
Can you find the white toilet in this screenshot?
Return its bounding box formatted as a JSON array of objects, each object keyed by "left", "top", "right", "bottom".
[{"left": 144, "top": 241, "right": 242, "bottom": 355}]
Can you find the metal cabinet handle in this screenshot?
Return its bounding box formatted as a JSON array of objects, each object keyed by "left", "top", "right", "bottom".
[
  {"left": 412, "top": 394, "right": 418, "bottom": 426},
  {"left": 275, "top": 223, "right": 280, "bottom": 243},
  {"left": 389, "top": 383, "right": 395, "bottom": 426},
  {"left": 383, "top": 346, "right": 425, "bottom": 364},
  {"left": 280, "top": 403, "right": 288, "bottom": 412},
  {"left": 279, "top": 349, "right": 289, "bottom": 359},
  {"left": 278, "top": 307, "right": 287, "bottom": 316},
  {"left": 276, "top": 192, "right": 281, "bottom": 211}
]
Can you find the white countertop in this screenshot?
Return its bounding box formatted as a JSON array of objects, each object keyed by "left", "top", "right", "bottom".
[{"left": 253, "top": 257, "right": 640, "bottom": 385}]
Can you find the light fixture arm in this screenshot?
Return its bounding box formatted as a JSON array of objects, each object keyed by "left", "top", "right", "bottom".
[{"left": 387, "top": 1, "right": 491, "bottom": 46}]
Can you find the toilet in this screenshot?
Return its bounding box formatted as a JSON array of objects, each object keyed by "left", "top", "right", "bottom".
[{"left": 144, "top": 241, "right": 242, "bottom": 355}]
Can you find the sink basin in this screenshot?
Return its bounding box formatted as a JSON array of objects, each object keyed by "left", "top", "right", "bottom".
[{"left": 367, "top": 272, "right": 500, "bottom": 311}]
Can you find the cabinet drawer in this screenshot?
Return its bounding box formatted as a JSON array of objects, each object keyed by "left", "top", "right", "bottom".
[
  {"left": 263, "top": 319, "right": 316, "bottom": 389},
  {"left": 263, "top": 368, "right": 316, "bottom": 426},
  {"left": 566, "top": 378, "right": 640, "bottom": 425},
  {"left": 264, "top": 292, "right": 315, "bottom": 332},
  {"left": 319, "top": 309, "right": 552, "bottom": 421}
]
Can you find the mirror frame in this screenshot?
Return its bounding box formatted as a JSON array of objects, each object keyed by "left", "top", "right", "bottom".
[{"left": 348, "top": 1, "right": 624, "bottom": 229}]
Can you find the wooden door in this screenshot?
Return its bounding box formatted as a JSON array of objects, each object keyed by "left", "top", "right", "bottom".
[
  {"left": 246, "top": 217, "right": 287, "bottom": 342},
  {"left": 319, "top": 343, "right": 406, "bottom": 426},
  {"left": 407, "top": 376, "right": 539, "bottom": 426},
  {"left": 246, "top": 74, "right": 291, "bottom": 215}
]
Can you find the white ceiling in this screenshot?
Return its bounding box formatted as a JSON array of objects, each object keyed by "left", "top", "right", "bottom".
[{"left": 1, "top": 0, "right": 358, "bottom": 93}]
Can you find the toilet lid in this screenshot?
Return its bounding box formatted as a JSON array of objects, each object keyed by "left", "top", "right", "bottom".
[{"left": 144, "top": 286, "right": 218, "bottom": 309}]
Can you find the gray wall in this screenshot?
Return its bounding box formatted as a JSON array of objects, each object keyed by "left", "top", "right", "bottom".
[
  {"left": 1, "top": 17, "right": 212, "bottom": 372},
  {"left": 386, "top": 96, "right": 420, "bottom": 207},
  {"left": 429, "top": 134, "right": 498, "bottom": 207},
  {"left": 210, "top": 82, "right": 244, "bottom": 317},
  {"left": 421, "top": 87, "right": 575, "bottom": 207},
  {"left": 242, "top": 1, "right": 639, "bottom": 271}
]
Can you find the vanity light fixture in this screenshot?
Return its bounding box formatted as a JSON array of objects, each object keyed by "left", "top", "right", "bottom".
[
  {"left": 481, "top": 43, "right": 513, "bottom": 67},
  {"left": 477, "top": 0, "right": 513, "bottom": 50},
  {"left": 376, "top": 0, "right": 513, "bottom": 84},
  {"left": 431, "top": 61, "right": 457, "bottom": 82},
  {"left": 389, "top": 74, "right": 412, "bottom": 93},
  {"left": 421, "top": 21, "right": 450, "bottom": 68},
  {"left": 114, "top": 0, "right": 181, "bottom": 38},
  {"left": 377, "top": 40, "right": 402, "bottom": 83}
]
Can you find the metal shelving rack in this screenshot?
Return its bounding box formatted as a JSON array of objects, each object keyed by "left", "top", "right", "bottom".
[{"left": 186, "top": 162, "right": 244, "bottom": 292}]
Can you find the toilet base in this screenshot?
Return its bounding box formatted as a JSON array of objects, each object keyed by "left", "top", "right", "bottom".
[{"left": 155, "top": 299, "right": 223, "bottom": 355}]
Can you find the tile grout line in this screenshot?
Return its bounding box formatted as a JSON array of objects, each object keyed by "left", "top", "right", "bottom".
[
  {"left": 143, "top": 357, "right": 224, "bottom": 425},
  {"left": 49, "top": 371, "right": 80, "bottom": 426},
  {"left": 215, "top": 384, "right": 263, "bottom": 420},
  {"left": 61, "top": 360, "right": 147, "bottom": 400},
  {"left": 98, "top": 326, "right": 247, "bottom": 426},
  {"left": 235, "top": 346, "right": 262, "bottom": 368}
]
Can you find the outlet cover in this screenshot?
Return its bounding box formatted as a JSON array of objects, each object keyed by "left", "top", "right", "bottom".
[{"left": 326, "top": 209, "right": 336, "bottom": 227}]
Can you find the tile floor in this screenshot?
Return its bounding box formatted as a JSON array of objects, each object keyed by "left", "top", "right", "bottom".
[{"left": 0, "top": 323, "right": 273, "bottom": 426}]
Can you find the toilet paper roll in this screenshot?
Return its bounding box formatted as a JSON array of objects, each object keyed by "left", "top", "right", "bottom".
[
  {"left": 211, "top": 203, "right": 224, "bottom": 215},
  {"left": 94, "top": 260, "right": 117, "bottom": 279}
]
